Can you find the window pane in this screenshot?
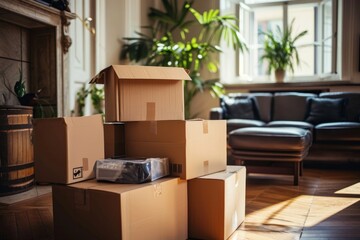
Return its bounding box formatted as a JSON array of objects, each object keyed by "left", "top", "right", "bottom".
[
  {"left": 245, "top": 0, "right": 284, "bottom": 4},
  {"left": 239, "top": 5, "right": 253, "bottom": 78},
  {"left": 324, "top": 0, "right": 332, "bottom": 38},
  {"left": 255, "top": 6, "right": 283, "bottom": 43},
  {"left": 288, "top": 4, "right": 316, "bottom": 76},
  {"left": 254, "top": 6, "right": 283, "bottom": 76},
  {"left": 323, "top": 38, "right": 332, "bottom": 73},
  {"left": 288, "top": 4, "right": 315, "bottom": 45},
  {"left": 293, "top": 45, "right": 315, "bottom": 76}
]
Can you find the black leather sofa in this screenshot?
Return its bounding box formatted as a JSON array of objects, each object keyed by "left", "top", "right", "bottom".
[{"left": 210, "top": 92, "right": 360, "bottom": 163}]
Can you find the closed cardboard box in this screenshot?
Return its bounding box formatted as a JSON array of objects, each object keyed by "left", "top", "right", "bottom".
[
  {"left": 52, "top": 178, "right": 187, "bottom": 240},
  {"left": 33, "top": 115, "right": 104, "bottom": 184},
  {"left": 124, "top": 120, "right": 227, "bottom": 180},
  {"left": 188, "top": 165, "right": 246, "bottom": 240},
  {"left": 90, "top": 65, "right": 191, "bottom": 122}
]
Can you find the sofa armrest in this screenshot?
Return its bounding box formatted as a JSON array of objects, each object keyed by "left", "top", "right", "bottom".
[{"left": 210, "top": 107, "right": 224, "bottom": 120}]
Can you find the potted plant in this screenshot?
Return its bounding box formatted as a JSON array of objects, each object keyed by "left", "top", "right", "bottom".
[
  {"left": 260, "top": 19, "right": 307, "bottom": 83},
  {"left": 120, "top": 0, "right": 246, "bottom": 118}
]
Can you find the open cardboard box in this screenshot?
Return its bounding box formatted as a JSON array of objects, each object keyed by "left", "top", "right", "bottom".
[
  {"left": 124, "top": 119, "right": 227, "bottom": 180},
  {"left": 90, "top": 65, "right": 191, "bottom": 122},
  {"left": 52, "top": 178, "right": 187, "bottom": 240},
  {"left": 188, "top": 165, "right": 246, "bottom": 240},
  {"left": 33, "top": 115, "right": 104, "bottom": 184}
]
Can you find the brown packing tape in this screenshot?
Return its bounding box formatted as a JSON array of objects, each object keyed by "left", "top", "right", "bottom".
[
  {"left": 202, "top": 120, "right": 208, "bottom": 134},
  {"left": 83, "top": 158, "right": 89, "bottom": 171},
  {"left": 74, "top": 189, "right": 90, "bottom": 211},
  {"left": 146, "top": 102, "right": 156, "bottom": 121},
  {"left": 149, "top": 121, "right": 158, "bottom": 135},
  {"left": 203, "top": 160, "right": 209, "bottom": 173}
]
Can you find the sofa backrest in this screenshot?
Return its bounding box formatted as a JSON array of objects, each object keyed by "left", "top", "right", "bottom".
[
  {"left": 319, "top": 92, "right": 360, "bottom": 121},
  {"left": 226, "top": 93, "right": 273, "bottom": 122},
  {"left": 249, "top": 93, "right": 273, "bottom": 122},
  {"left": 272, "top": 92, "right": 317, "bottom": 121}
]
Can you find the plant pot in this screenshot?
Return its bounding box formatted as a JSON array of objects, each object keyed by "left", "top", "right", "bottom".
[{"left": 275, "top": 69, "right": 286, "bottom": 83}]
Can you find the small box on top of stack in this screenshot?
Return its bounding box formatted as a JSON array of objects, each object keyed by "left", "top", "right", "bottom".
[{"left": 89, "top": 65, "right": 191, "bottom": 122}]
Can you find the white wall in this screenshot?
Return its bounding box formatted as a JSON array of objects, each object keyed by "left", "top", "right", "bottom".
[{"left": 96, "top": 0, "right": 155, "bottom": 71}]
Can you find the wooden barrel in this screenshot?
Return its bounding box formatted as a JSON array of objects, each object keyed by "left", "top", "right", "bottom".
[{"left": 0, "top": 105, "right": 34, "bottom": 196}]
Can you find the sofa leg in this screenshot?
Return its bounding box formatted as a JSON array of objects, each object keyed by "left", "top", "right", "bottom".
[{"left": 294, "top": 162, "right": 300, "bottom": 186}]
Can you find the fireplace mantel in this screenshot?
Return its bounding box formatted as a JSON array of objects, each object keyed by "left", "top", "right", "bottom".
[{"left": 0, "top": 0, "right": 76, "bottom": 116}]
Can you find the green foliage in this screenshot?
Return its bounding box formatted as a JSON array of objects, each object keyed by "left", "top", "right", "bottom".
[
  {"left": 260, "top": 19, "right": 308, "bottom": 74},
  {"left": 76, "top": 84, "right": 104, "bottom": 116},
  {"left": 90, "top": 85, "right": 104, "bottom": 114},
  {"left": 120, "top": 0, "right": 246, "bottom": 118},
  {"left": 76, "top": 84, "right": 89, "bottom": 116},
  {"left": 14, "top": 69, "right": 26, "bottom": 98}
]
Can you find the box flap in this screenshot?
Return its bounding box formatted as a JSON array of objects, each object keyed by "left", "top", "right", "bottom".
[
  {"left": 89, "top": 66, "right": 111, "bottom": 84},
  {"left": 68, "top": 178, "right": 179, "bottom": 194},
  {"left": 90, "top": 65, "right": 191, "bottom": 84},
  {"left": 199, "top": 166, "right": 246, "bottom": 180}
]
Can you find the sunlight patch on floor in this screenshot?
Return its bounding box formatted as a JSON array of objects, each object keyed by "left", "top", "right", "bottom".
[
  {"left": 335, "top": 182, "right": 360, "bottom": 195},
  {"left": 304, "top": 195, "right": 359, "bottom": 227}
]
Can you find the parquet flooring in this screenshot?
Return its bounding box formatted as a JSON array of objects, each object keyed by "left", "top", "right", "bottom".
[
  {"left": 231, "top": 163, "right": 360, "bottom": 240},
  {"left": 0, "top": 164, "right": 359, "bottom": 240}
]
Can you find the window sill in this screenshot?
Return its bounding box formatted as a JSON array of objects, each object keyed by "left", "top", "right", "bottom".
[{"left": 223, "top": 80, "right": 360, "bottom": 93}]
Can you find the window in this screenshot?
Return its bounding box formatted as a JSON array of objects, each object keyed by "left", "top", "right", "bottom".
[{"left": 223, "top": 0, "right": 339, "bottom": 84}]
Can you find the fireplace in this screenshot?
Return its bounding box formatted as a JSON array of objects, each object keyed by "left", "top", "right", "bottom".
[{"left": 0, "top": 0, "right": 75, "bottom": 117}]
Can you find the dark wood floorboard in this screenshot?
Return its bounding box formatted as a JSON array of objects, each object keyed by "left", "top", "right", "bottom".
[{"left": 0, "top": 164, "right": 359, "bottom": 240}]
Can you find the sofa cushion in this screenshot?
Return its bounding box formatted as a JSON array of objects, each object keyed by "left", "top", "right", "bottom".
[
  {"left": 306, "top": 98, "right": 346, "bottom": 124},
  {"left": 228, "top": 127, "right": 312, "bottom": 152},
  {"left": 227, "top": 119, "right": 266, "bottom": 134},
  {"left": 248, "top": 93, "right": 273, "bottom": 122},
  {"left": 315, "top": 122, "right": 360, "bottom": 141},
  {"left": 319, "top": 92, "right": 360, "bottom": 122},
  {"left": 266, "top": 121, "right": 314, "bottom": 132},
  {"left": 273, "top": 92, "right": 317, "bottom": 121},
  {"left": 209, "top": 107, "right": 223, "bottom": 120},
  {"left": 221, "top": 96, "right": 259, "bottom": 120}
]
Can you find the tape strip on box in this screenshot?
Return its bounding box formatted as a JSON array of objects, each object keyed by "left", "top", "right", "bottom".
[{"left": 146, "top": 102, "right": 156, "bottom": 121}]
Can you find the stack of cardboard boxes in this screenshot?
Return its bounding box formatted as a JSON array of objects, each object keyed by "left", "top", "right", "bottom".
[{"left": 33, "top": 65, "right": 246, "bottom": 240}]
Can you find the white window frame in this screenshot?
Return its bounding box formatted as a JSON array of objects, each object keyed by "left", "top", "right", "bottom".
[{"left": 221, "top": 0, "right": 340, "bottom": 84}]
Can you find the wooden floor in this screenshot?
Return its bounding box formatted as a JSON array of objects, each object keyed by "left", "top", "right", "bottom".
[{"left": 0, "top": 164, "right": 359, "bottom": 240}]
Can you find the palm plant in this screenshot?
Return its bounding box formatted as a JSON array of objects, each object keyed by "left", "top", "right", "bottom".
[
  {"left": 261, "top": 19, "right": 307, "bottom": 82},
  {"left": 120, "top": 0, "right": 246, "bottom": 118}
]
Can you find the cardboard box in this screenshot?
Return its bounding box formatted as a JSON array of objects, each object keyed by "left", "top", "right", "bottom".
[
  {"left": 124, "top": 120, "right": 227, "bottom": 180},
  {"left": 33, "top": 115, "right": 104, "bottom": 184},
  {"left": 188, "top": 166, "right": 246, "bottom": 240},
  {"left": 104, "top": 122, "right": 125, "bottom": 158},
  {"left": 90, "top": 65, "right": 191, "bottom": 122},
  {"left": 52, "top": 178, "right": 187, "bottom": 240}
]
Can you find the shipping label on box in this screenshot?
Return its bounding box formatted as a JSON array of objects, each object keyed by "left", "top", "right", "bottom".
[
  {"left": 33, "top": 115, "right": 104, "bottom": 184},
  {"left": 53, "top": 178, "right": 188, "bottom": 240},
  {"left": 124, "top": 120, "right": 227, "bottom": 180},
  {"left": 188, "top": 165, "right": 246, "bottom": 240},
  {"left": 90, "top": 65, "right": 191, "bottom": 122}
]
